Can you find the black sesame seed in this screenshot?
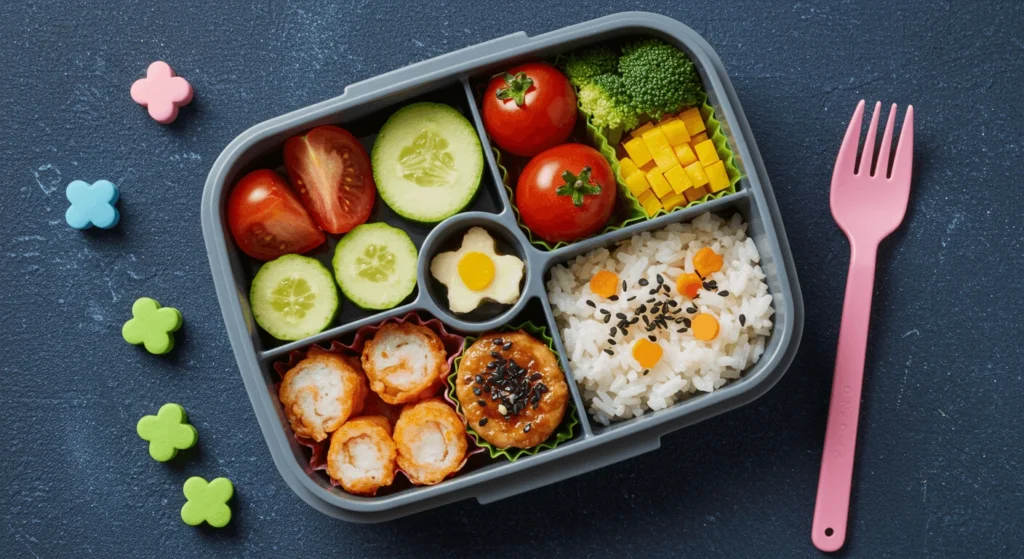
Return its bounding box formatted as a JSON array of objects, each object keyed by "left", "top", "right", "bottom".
[
  {"left": 609, "top": 295, "right": 619, "bottom": 301},
  {"left": 604, "top": 314, "right": 611, "bottom": 323},
  {"left": 473, "top": 387, "right": 481, "bottom": 396},
  {"left": 626, "top": 296, "right": 636, "bottom": 301},
  {"left": 739, "top": 314, "right": 747, "bottom": 326},
  {"left": 667, "top": 300, "right": 678, "bottom": 307},
  {"left": 687, "top": 306, "right": 698, "bottom": 314},
  {"left": 479, "top": 418, "right": 489, "bottom": 427},
  {"left": 646, "top": 298, "right": 656, "bottom": 304},
  {"left": 719, "top": 291, "right": 730, "bottom": 297},
  {"left": 538, "top": 383, "right": 548, "bottom": 392},
  {"left": 475, "top": 375, "right": 484, "bottom": 384},
  {"left": 609, "top": 327, "right": 617, "bottom": 336},
  {"left": 619, "top": 326, "right": 629, "bottom": 335},
  {"left": 493, "top": 338, "right": 504, "bottom": 345},
  {"left": 616, "top": 312, "right": 627, "bottom": 320},
  {"left": 656, "top": 274, "right": 664, "bottom": 284},
  {"left": 529, "top": 373, "right": 542, "bottom": 381},
  {"left": 490, "top": 351, "right": 501, "bottom": 359},
  {"left": 608, "top": 339, "right": 617, "bottom": 345},
  {"left": 703, "top": 282, "right": 714, "bottom": 290},
  {"left": 586, "top": 299, "right": 596, "bottom": 308},
  {"left": 637, "top": 304, "right": 647, "bottom": 313},
  {"left": 642, "top": 315, "right": 651, "bottom": 326},
  {"left": 648, "top": 334, "right": 657, "bottom": 342},
  {"left": 629, "top": 317, "right": 639, "bottom": 324},
  {"left": 486, "top": 361, "right": 497, "bottom": 370},
  {"left": 503, "top": 342, "right": 513, "bottom": 351},
  {"left": 524, "top": 423, "right": 532, "bottom": 433},
  {"left": 683, "top": 317, "right": 692, "bottom": 327},
  {"left": 600, "top": 308, "right": 610, "bottom": 314},
  {"left": 477, "top": 399, "right": 486, "bottom": 407},
  {"left": 649, "top": 288, "right": 658, "bottom": 295},
  {"left": 622, "top": 280, "right": 628, "bottom": 290},
  {"left": 677, "top": 327, "right": 688, "bottom": 333},
  {"left": 638, "top": 278, "right": 649, "bottom": 286},
  {"left": 604, "top": 349, "right": 614, "bottom": 355},
  {"left": 643, "top": 370, "right": 650, "bottom": 376}
]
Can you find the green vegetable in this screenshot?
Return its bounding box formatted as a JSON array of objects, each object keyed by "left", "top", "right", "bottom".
[
  {"left": 577, "top": 74, "right": 639, "bottom": 131},
  {"left": 563, "top": 45, "right": 618, "bottom": 87},
  {"left": 618, "top": 39, "right": 702, "bottom": 117},
  {"left": 250, "top": 254, "right": 338, "bottom": 341},
  {"left": 332, "top": 222, "right": 418, "bottom": 310}
]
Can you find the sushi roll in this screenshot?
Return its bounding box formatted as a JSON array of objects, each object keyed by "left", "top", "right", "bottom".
[
  {"left": 279, "top": 351, "right": 367, "bottom": 442},
  {"left": 327, "top": 416, "right": 397, "bottom": 495},
  {"left": 392, "top": 399, "right": 468, "bottom": 485},
  {"left": 361, "top": 323, "right": 447, "bottom": 405}
]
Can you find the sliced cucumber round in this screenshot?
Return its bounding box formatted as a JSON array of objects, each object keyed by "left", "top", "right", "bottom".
[
  {"left": 372, "top": 102, "right": 483, "bottom": 223},
  {"left": 332, "top": 223, "right": 418, "bottom": 310},
  {"left": 250, "top": 254, "right": 338, "bottom": 341}
]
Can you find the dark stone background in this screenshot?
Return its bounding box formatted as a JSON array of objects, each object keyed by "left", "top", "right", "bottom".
[{"left": 2, "top": 1, "right": 1022, "bottom": 557}]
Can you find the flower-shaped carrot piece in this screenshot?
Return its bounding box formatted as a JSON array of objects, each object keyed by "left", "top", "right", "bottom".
[
  {"left": 675, "top": 272, "right": 702, "bottom": 299},
  {"left": 632, "top": 338, "right": 663, "bottom": 369},
  {"left": 589, "top": 270, "right": 620, "bottom": 299},
  {"left": 693, "top": 247, "right": 724, "bottom": 277},
  {"left": 691, "top": 313, "right": 720, "bottom": 341}
]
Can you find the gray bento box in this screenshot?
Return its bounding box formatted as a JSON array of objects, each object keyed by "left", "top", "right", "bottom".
[{"left": 201, "top": 12, "right": 804, "bottom": 522}]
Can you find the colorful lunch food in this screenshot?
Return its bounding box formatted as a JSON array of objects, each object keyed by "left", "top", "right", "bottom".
[
  {"left": 455, "top": 331, "right": 569, "bottom": 449},
  {"left": 279, "top": 351, "right": 367, "bottom": 442},
  {"left": 429, "top": 227, "right": 524, "bottom": 314},
  {"left": 332, "top": 222, "right": 418, "bottom": 310},
  {"left": 326, "top": 415, "right": 397, "bottom": 495},
  {"left": 392, "top": 398, "right": 469, "bottom": 485},
  {"left": 482, "top": 62, "right": 577, "bottom": 157},
  {"left": 361, "top": 323, "right": 447, "bottom": 405},
  {"left": 250, "top": 254, "right": 339, "bottom": 341},
  {"left": 227, "top": 169, "right": 326, "bottom": 261},
  {"left": 547, "top": 213, "right": 774, "bottom": 425}
]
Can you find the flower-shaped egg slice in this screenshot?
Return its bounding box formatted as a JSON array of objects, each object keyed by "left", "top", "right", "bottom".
[{"left": 430, "top": 227, "right": 523, "bottom": 314}]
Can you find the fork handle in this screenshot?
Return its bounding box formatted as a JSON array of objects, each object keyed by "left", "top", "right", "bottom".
[{"left": 812, "top": 243, "right": 878, "bottom": 552}]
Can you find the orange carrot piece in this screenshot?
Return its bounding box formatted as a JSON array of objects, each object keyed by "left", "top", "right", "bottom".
[
  {"left": 675, "top": 272, "right": 702, "bottom": 299},
  {"left": 632, "top": 338, "right": 663, "bottom": 369},
  {"left": 691, "top": 313, "right": 720, "bottom": 341},
  {"left": 693, "top": 247, "right": 724, "bottom": 277},
  {"left": 589, "top": 270, "right": 620, "bottom": 299}
]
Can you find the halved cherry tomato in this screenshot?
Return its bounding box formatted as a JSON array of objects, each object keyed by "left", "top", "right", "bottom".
[
  {"left": 482, "top": 62, "right": 577, "bottom": 157},
  {"left": 283, "top": 125, "right": 376, "bottom": 234},
  {"left": 227, "top": 169, "right": 325, "bottom": 261},
  {"left": 516, "top": 143, "right": 617, "bottom": 243}
]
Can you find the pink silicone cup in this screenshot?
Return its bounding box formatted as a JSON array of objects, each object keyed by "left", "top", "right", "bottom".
[{"left": 130, "top": 61, "right": 193, "bottom": 124}]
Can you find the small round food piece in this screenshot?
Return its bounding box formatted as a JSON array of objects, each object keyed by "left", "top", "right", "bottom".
[
  {"left": 429, "top": 227, "right": 525, "bottom": 314},
  {"left": 361, "top": 323, "right": 447, "bottom": 405},
  {"left": 392, "top": 399, "right": 468, "bottom": 485},
  {"left": 327, "top": 416, "right": 397, "bottom": 495},
  {"left": 279, "top": 351, "right": 367, "bottom": 442},
  {"left": 455, "top": 331, "right": 569, "bottom": 449}
]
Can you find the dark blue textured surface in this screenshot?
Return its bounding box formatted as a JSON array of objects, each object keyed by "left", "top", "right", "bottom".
[{"left": 2, "top": 1, "right": 1022, "bottom": 557}]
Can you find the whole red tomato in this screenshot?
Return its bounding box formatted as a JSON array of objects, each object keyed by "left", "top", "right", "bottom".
[
  {"left": 284, "top": 125, "right": 376, "bottom": 234},
  {"left": 227, "top": 169, "right": 325, "bottom": 261},
  {"left": 516, "top": 144, "right": 617, "bottom": 243},
  {"left": 482, "top": 62, "right": 577, "bottom": 157}
]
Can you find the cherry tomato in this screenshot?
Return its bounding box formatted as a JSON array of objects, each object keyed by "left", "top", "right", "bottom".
[
  {"left": 283, "top": 125, "right": 376, "bottom": 234},
  {"left": 227, "top": 169, "right": 325, "bottom": 261},
  {"left": 482, "top": 62, "right": 577, "bottom": 157},
  {"left": 516, "top": 144, "right": 617, "bottom": 243}
]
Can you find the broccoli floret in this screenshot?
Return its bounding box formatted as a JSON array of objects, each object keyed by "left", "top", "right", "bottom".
[
  {"left": 618, "top": 39, "right": 702, "bottom": 117},
  {"left": 563, "top": 45, "right": 618, "bottom": 88},
  {"left": 577, "top": 74, "right": 639, "bottom": 131}
]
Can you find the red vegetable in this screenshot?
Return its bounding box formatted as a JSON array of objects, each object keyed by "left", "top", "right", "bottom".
[
  {"left": 284, "top": 125, "right": 376, "bottom": 234},
  {"left": 482, "top": 62, "right": 577, "bottom": 157},
  {"left": 227, "top": 169, "right": 326, "bottom": 261},
  {"left": 516, "top": 144, "right": 617, "bottom": 243}
]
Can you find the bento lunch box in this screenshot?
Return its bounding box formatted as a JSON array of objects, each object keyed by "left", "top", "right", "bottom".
[{"left": 201, "top": 12, "right": 804, "bottom": 522}]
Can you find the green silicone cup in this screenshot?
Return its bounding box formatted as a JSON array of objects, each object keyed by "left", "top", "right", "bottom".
[{"left": 446, "top": 321, "right": 579, "bottom": 461}]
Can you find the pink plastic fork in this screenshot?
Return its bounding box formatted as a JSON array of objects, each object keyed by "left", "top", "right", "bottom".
[{"left": 812, "top": 100, "right": 914, "bottom": 552}]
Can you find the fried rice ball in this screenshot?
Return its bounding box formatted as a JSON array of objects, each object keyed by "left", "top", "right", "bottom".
[
  {"left": 279, "top": 351, "right": 367, "bottom": 442},
  {"left": 361, "top": 323, "right": 447, "bottom": 405},
  {"left": 326, "top": 416, "right": 397, "bottom": 495},
  {"left": 392, "top": 399, "right": 468, "bottom": 485}
]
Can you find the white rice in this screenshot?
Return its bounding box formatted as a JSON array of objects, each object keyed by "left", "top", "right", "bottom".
[{"left": 546, "top": 212, "right": 774, "bottom": 425}]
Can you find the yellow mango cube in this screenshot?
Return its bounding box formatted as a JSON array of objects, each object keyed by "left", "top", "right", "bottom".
[
  {"left": 619, "top": 157, "right": 640, "bottom": 179},
  {"left": 705, "top": 160, "right": 730, "bottom": 193},
  {"left": 674, "top": 144, "right": 698, "bottom": 167},
  {"left": 640, "top": 192, "right": 663, "bottom": 217},
  {"left": 691, "top": 132, "right": 709, "bottom": 145},
  {"left": 660, "top": 192, "right": 687, "bottom": 210},
  {"left": 646, "top": 169, "right": 673, "bottom": 198},
  {"left": 684, "top": 185, "right": 708, "bottom": 203},
  {"left": 659, "top": 119, "right": 691, "bottom": 146},
  {"left": 694, "top": 140, "right": 720, "bottom": 167},
  {"left": 663, "top": 164, "right": 693, "bottom": 195},
  {"left": 639, "top": 159, "right": 657, "bottom": 173},
  {"left": 623, "top": 137, "right": 653, "bottom": 167},
  {"left": 652, "top": 147, "right": 679, "bottom": 172},
  {"left": 637, "top": 189, "right": 656, "bottom": 206},
  {"left": 683, "top": 161, "right": 709, "bottom": 188},
  {"left": 641, "top": 127, "right": 671, "bottom": 155},
  {"left": 630, "top": 121, "right": 655, "bottom": 138},
  {"left": 625, "top": 171, "right": 651, "bottom": 197},
  {"left": 678, "top": 107, "right": 706, "bottom": 135}
]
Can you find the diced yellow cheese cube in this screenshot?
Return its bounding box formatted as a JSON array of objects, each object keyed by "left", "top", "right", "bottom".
[
  {"left": 623, "top": 137, "right": 653, "bottom": 167},
  {"left": 618, "top": 157, "right": 640, "bottom": 179},
  {"left": 641, "top": 193, "right": 663, "bottom": 217},
  {"left": 663, "top": 164, "right": 693, "bottom": 195},
  {"left": 660, "top": 192, "right": 687, "bottom": 210},
  {"left": 637, "top": 189, "right": 656, "bottom": 206},
  {"left": 705, "top": 160, "right": 730, "bottom": 193},
  {"left": 659, "top": 119, "right": 691, "bottom": 146},
  {"left": 694, "top": 140, "right": 720, "bottom": 167},
  {"left": 625, "top": 171, "right": 651, "bottom": 197},
  {"left": 674, "top": 144, "right": 698, "bottom": 167},
  {"left": 646, "top": 169, "right": 673, "bottom": 198},
  {"left": 683, "top": 161, "right": 709, "bottom": 188},
  {"left": 641, "top": 127, "right": 671, "bottom": 155},
  {"left": 684, "top": 185, "right": 708, "bottom": 203},
  {"left": 678, "top": 107, "right": 706, "bottom": 135},
  {"left": 652, "top": 147, "right": 679, "bottom": 172},
  {"left": 630, "top": 121, "right": 655, "bottom": 138},
  {"left": 639, "top": 159, "right": 657, "bottom": 173},
  {"left": 691, "top": 132, "right": 709, "bottom": 144}
]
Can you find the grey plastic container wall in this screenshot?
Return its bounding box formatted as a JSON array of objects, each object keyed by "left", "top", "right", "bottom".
[{"left": 201, "top": 12, "right": 804, "bottom": 522}]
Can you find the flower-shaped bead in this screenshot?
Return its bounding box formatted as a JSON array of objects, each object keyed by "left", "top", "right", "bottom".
[
  {"left": 130, "top": 61, "right": 193, "bottom": 124},
  {"left": 122, "top": 297, "right": 183, "bottom": 355},
  {"left": 136, "top": 403, "right": 198, "bottom": 462},
  {"left": 65, "top": 180, "right": 119, "bottom": 229},
  {"left": 181, "top": 477, "right": 233, "bottom": 528}
]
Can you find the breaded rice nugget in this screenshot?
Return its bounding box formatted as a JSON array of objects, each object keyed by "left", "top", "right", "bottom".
[
  {"left": 327, "top": 416, "right": 397, "bottom": 495},
  {"left": 393, "top": 399, "right": 468, "bottom": 485},
  {"left": 279, "top": 351, "right": 367, "bottom": 442},
  {"left": 361, "top": 323, "right": 447, "bottom": 405}
]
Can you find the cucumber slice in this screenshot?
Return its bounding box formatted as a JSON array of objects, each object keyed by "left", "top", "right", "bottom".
[
  {"left": 372, "top": 102, "right": 483, "bottom": 223},
  {"left": 250, "top": 254, "right": 338, "bottom": 341},
  {"left": 332, "top": 222, "right": 418, "bottom": 310}
]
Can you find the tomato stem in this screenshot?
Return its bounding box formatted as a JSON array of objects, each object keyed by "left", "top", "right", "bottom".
[
  {"left": 495, "top": 72, "right": 533, "bottom": 107},
  {"left": 555, "top": 166, "right": 602, "bottom": 207}
]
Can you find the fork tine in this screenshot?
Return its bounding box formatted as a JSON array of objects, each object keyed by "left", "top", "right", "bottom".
[
  {"left": 833, "top": 100, "right": 865, "bottom": 180},
  {"left": 890, "top": 105, "right": 914, "bottom": 184},
  {"left": 858, "top": 101, "right": 882, "bottom": 175},
  {"left": 874, "top": 104, "right": 898, "bottom": 178}
]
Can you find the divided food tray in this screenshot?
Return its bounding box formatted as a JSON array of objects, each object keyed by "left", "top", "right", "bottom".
[{"left": 201, "top": 12, "right": 804, "bottom": 522}]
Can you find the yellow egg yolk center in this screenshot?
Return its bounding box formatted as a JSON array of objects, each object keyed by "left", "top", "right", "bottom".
[{"left": 457, "top": 251, "right": 495, "bottom": 291}]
